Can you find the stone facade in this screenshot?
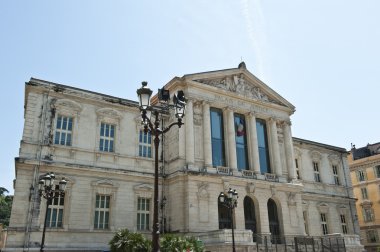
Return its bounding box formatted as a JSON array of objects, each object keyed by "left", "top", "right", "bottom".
[
  {"left": 5, "top": 64, "right": 363, "bottom": 251},
  {"left": 349, "top": 143, "right": 380, "bottom": 252}
]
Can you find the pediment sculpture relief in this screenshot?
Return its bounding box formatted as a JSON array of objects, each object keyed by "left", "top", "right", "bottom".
[{"left": 194, "top": 74, "right": 284, "bottom": 106}]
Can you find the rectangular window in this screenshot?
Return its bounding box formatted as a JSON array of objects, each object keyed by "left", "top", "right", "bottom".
[
  {"left": 47, "top": 185, "right": 64, "bottom": 228},
  {"left": 256, "top": 119, "right": 271, "bottom": 173},
  {"left": 375, "top": 166, "right": 380, "bottom": 178},
  {"left": 137, "top": 197, "right": 150, "bottom": 231},
  {"left": 313, "top": 162, "right": 321, "bottom": 182},
  {"left": 99, "top": 123, "right": 115, "bottom": 152},
  {"left": 54, "top": 115, "right": 73, "bottom": 146},
  {"left": 210, "top": 108, "right": 226, "bottom": 167},
  {"left": 361, "top": 187, "right": 368, "bottom": 200},
  {"left": 340, "top": 214, "right": 348, "bottom": 234},
  {"left": 94, "top": 195, "right": 110, "bottom": 229},
  {"left": 139, "top": 130, "right": 152, "bottom": 158},
  {"left": 332, "top": 165, "right": 339, "bottom": 185},
  {"left": 234, "top": 114, "right": 248, "bottom": 170},
  {"left": 367, "top": 230, "right": 379, "bottom": 243},
  {"left": 320, "top": 213, "right": 328, "bottom": 235},
  {"left": 295, "top": 158, "right": 300, "bottom": 179},
  {"left": 357, "top": 170, "right": 366, "bottom": 182},
  {"left": 363, "top": 207, "right": 374, "bottom": 222}
]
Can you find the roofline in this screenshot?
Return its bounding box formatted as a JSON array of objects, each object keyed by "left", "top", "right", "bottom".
[
  {"left": 27, "top": 78, "right": 139, "bottom": 107},
  {"left": 293, "top": 137, "right": 348, "bottom": 153}
]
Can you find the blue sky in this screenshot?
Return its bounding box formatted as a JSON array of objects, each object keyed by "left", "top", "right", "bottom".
[{"left": 1, "top": 1, "right": 379, "bottom": 194}]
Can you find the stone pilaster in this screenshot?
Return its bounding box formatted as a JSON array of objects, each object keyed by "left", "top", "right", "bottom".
[
  {"left": 247, "top": 113, "right": 260, "bottom": 173},
  {"left": 185, "top": 99, "right": 195, "bottom": 166},
  {"left": 283, "top": 120, "right": 297, "bottom": 181},
  {"left": 202, "top": 102, "right": 212, "bottom": 168},
  {"left": 225, "top": 108, "right": 237, "bottom": 170},
  {"left": 269, "top": 118, "right": 282, "bottom": 176}
]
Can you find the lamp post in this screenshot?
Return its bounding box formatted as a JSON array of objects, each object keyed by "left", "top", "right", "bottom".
[
  {"left": 137, "top": 81, "right": 186, "bottom": 252},
  {"left": 218, "top": 188, "right": 238, "bottom": 252},
  {"left": 38, "top": 172, "right": 67, "bottom": 252}
]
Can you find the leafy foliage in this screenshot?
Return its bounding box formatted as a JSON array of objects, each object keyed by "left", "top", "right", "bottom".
[
  {"left": 161, "top": 234, "right": 204, "bottom": 252},
  {"left": 109, "top": 229, "right": 204, "bottom": 252},
  {"left": 109, "top": 229, "right": 151, "bottom": 252},
  {"left": 0, "top": 187, "right": 13, "bottom": 227}
]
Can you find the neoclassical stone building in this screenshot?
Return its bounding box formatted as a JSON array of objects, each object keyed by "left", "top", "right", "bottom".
[{"left": 5, "top": 63, "right": 363, "bottom": 251}]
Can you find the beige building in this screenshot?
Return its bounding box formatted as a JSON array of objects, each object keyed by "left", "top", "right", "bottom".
[
  {"left": 349, "top": 143, "right": 380, "bottom": 252},
  {"left": 5, "top": 63, "right": 363, "bottom": 251}
]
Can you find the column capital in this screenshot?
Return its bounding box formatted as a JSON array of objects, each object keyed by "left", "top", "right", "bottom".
[{"left": 246, "top": 111, "right": 257, "bottom": 118}]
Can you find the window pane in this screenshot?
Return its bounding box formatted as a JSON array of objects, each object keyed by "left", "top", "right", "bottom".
[
  {"left": 54, "top": 132, "right": 60, "bottom": 144},
  {"left": 105, "top": 124, "right": 109, "bottom": 137},
  {"left": 58, "top": 209, "right": 63, "bottom": 227},
  {"left": 99, "top": 139, "right": 104, "bottom": 151},
  {"left": 105, "top": 196, "right": 110, "bottom": 208},
  {"left": 66, "top": 133, "right": 72, "bottom": 146},
  {"left": 62, "top": 117, "right": 67, "bottom": 129},
  {"left": 60, "top": 133, "right": 66, "bottom": 145},
  {"left": 110, "top": 125, "right": 114, "bottom": 138},
  {"left": 94, "top": 211, "right": 99, "bottom": 228},
  {"left": 109, "top": 140, "right": 114, "bottom": 152},
  {"left": 57, "top": 116, "right": 62, "bottom": 129},
  {"left": 68, "top": 117, "right": 73, "bottom": 130},
  {"left": 100, "top": 123, "right": 104, "bottom": 136},
  {"left": 256, "top": 119, "right": 270, "bottom": 173}
]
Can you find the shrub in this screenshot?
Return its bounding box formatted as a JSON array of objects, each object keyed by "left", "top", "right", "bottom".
[
  {"left": 161, "top": 234, "right": 204, "bottom": 252},
  {"left": 109, "top": 229, "right": 151, "bottom": 252}
]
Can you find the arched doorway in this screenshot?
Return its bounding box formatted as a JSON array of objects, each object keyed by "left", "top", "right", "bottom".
[
  {"left": 218, "top": 200, "right": 231, "bottom": 229},
  {"left": 267, "top": 198, "right": 281, "bottom": 241},
  {"left": 244, "top": 197, "right": 257, "bottom": 235}
]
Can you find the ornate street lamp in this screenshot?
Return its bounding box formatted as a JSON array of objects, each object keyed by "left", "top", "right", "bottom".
[
  {"left": 137, "top": 81, "right": 186, "bottom": 252},
  {"left": 218, "top": 188, "right": 238, "bottom": 252},
  {"left": 38, "top": 172, "right": 67, "bottom": 252}
]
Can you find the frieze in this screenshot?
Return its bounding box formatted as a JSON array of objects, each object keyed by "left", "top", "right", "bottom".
[
  {"left": 194, "top": 74, "right": 284, "bottom": 106},
  {"left": 213, "top": 95, "right": 270, "bottom": 114}
]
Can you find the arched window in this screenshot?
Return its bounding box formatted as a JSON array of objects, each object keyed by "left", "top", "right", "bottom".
[
  {"left": 244, "top": 197, "right": 256, "bottom": 234},
  {"left": 268, "top": 199, "right": 281, "bottom": 239},
  {"left": 218, "top": 200, "right": 231, "bottom": 229}
]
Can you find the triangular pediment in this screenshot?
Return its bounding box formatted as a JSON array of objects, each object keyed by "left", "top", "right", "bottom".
[{"left": 186, "top": 64, "right": 295, "bottom": 111}]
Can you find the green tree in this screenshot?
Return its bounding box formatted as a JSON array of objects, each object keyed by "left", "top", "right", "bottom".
[{"left": 0, "top": 187, "right": 13, "bottom": 227}]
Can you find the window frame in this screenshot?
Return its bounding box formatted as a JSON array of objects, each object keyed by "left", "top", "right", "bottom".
[
  {"left": 340, "top": 214, "right": 348, "bottom": 234},
  {"left": 138, "top": 130, "right": 152, "bottom": 158},
  {"left": 54, "top": 114, "right": 73, "bottom": 146},
  {"left": 313, "top": 162, "right": 321, "bottom": 182},
  {"left": 374, "top": 166, "right": 380, "bottom": 179},
  {"left": 234, "top": 113, "right": 249, "bottom": 171},
  {"left": 332, "top": 165, "right": 339, "bottom": 185},
  {"left": 357, "top": 170, "right": 367, "bottom": 182},
  {"left": 99, "top": 122, "right": 115, "bottom": 152},
  {"left": 320, "top": 213, "right": 328, "bottom": 235},
  {"left": 94, "top": 194, "right": 111, "bottom": 230},
  {"left": 366, "top": 230, "right": 379, "bottom": 243},
  {"left": 210, "top": 108, "right": 226, "bottom": 168},
  {"left": 137, "top": 197, "right": 151, "bottom": 231},
  {"left": 361, "top": 187, "right": 369, "bottom": 200},
  {"left": 256, "top": 118, "right": 271, "bottom": 174}
]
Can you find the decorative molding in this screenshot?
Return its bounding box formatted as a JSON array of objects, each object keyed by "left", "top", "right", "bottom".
[
  {"left": 52, "top": 98, "right": 83, "bottom": 114},
  {"left": 197, "top": 182, "right": 209, "bottom": 200},
  {"left": 317, "top": 202, "right": 329, "bottom": 213},
  {"left": 96, "top": 108, "right": 123, "bottom": 123},
  {"left": 246, "top": 182, "right": 255, "bottom": 194},
  {"left": 194, "top": 74, "right": 284, "bottom": 106},
  {"left": 309, "top": 150, "right": 322, "bottom": 161}
]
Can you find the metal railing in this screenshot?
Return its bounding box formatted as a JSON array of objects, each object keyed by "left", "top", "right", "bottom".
[{"left": 253, "top": 234, "right": 346, "bottom": 252}]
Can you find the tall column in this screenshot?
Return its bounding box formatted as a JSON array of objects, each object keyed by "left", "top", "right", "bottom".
[
  {"left": 202, "top": 102, "right": 212, "bottom": 168},
  {"left": 248, "top": 113, "right": 261, "bottom": 173},
  {"left": 283, "top": 121, "right": 297, "bottom": 181},
  {"left": 269, "top": 118, "right": 282, "bottom": 176},
  {"left": 185, "top": 100, "right": 195, "bottom": 166},
  {"left": 225, "top": 108, "right": 237, "bottom": 170}
]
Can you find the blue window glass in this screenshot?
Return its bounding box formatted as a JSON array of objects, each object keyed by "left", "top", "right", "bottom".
[
  {"left": 234, "top": 114, "right": 248, "bottom": 170},
  {"left": 256, "top": 119, "right": 271, "bottom": 173},
  {"left": 210, "top": 108, "right": 225, "bottom": 167}
]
